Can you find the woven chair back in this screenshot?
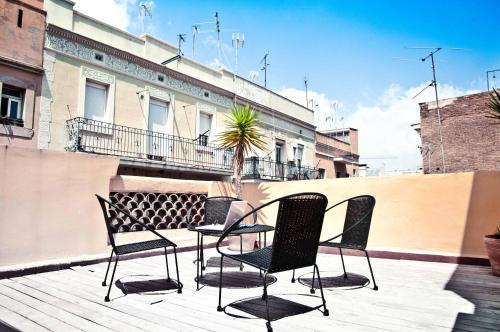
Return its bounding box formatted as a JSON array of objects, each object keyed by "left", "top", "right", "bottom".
[
  {"left": 269, "top": 193, "right": 328, "bottom": 273},
  {"left": 340, "top": 195, "right": 376, "bottom": 249}
]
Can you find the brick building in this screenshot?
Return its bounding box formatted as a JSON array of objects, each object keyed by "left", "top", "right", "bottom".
[
  {"left": 418, "top": 90, "right": 500, "bottom": 174},
  {"left": 0, "top": 0, "right": 45, "bottom": 147}
]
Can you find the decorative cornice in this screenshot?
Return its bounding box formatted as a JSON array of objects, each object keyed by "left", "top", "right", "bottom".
[{"left": 45, "top": 24, "right": 233, "bottom": 108}]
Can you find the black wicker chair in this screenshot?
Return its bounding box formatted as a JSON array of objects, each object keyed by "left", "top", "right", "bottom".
[
  {"left": 96, "top": 194, "right": 182, "bottom": 302},
  {"left": 294, "top": 195, "right": 377, "bottom": 292},
  {"left": 187, "top": 197, "right": 257, "bottom": 281},
  {"left": 215, "top": 192, "right": 329, "bottom": 332}
]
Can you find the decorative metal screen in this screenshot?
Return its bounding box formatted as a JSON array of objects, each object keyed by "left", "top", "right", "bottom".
[{"left": 108, "top": 192, "right": 207, "bottom": 233}]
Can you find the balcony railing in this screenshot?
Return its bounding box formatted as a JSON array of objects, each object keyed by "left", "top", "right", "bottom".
[
  {"left": 242, "top": 157, "right": 325, "bottom": 181},
  {"left": 66, "top": 117, "right": 233, "bottom": 172}
]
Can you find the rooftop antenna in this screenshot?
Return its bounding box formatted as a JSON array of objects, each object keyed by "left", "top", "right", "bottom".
[
  {"left": 304, "top": 76, "right": 309, "bottom": 108},
  {"left": 407, "top": 47, "right": 465, "bottom": 173},
  {"left": 138, "top": 1, "right": 153, "bottom": 33},
  {"left": 232, "top": 32, "right": 245, "bottom": 72},
  {"left": 260, "top": 51, "right": 270, "bottom": 88},
  {"left": 215, "top": 12, "right": 221, "bottom": 63},
  {"left": 249, "top": 70, "right": 259, "bottom": 82},
  {"left": 487, "top": 68, "right": 500, "bottom": 90},
  {"left": 177, "top": 34, "right": 186, "bottom": 56}
]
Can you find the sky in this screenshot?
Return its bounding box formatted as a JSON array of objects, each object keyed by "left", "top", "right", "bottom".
[{"left": 73, "top": 0, "right": 500, "bottom": 172}]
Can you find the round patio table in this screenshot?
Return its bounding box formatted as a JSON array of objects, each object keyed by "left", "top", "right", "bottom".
[{"left": 188, "top": 224, "right": 275, "bottom": 290}]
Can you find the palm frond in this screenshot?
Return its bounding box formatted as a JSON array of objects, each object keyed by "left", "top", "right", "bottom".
[
  {"left": 216, "top": 104, "right": 268, "bottom": 177},
  {"left": 486, "top": 89, "right": 500, "bottom": 121}
]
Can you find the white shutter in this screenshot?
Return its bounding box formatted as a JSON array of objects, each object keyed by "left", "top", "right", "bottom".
[
  {"left": 286, "top": 140, "right": 296, "bottom": 161},
  {"left": 84, "top": 82, "right": 107, "bottom": 121}
]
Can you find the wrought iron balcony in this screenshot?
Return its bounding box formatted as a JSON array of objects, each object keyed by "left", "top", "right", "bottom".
[
  {"left": 242, "top": 156, "right": 325, "bottom": 181},
  {"left": 66, "top": 117, "right": 233, "bottom": 173}
]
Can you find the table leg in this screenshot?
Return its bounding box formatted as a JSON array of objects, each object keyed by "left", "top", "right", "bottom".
[
  {"left": 200, "top": 235, "right": 205, "bottom": 276},
  {"left": 264, "top": 232, "right": 267, "bottom": 248},
  {"left": 259, "top": 232, "right": 262, "bottom": 248},
  {"left": 196, "top": 232, "right": 200, "bottom": 291}
]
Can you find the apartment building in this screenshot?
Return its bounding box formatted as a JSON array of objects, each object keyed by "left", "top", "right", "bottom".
[
  {"left": 41, "top": 0, "right": 318, "bottom": 181},
  {"left": 315, "top": 128, "right": 359, "bottom": 178},
  {"left": 0, "top": 0, "right": 45, "bottom": 147}
]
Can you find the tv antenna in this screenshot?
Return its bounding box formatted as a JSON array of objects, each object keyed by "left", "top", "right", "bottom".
[
  {"left": 487, "top": 68, "right": 500, "bottom": 90},
  {"left": 249, "top": 70, "right": 259, "bottom": 82},
  {"left": 232, "top": 33, "right": 245, "bottom": 72},
  {"left": 304, "top": 76, "right": 309, "bottom": 108},
  {"left": 260, "top": 51, "right": 270, "bottom": 88},
  {"left": 407, "top": 47, "right": 465, "bottom": 173},
  {"left": 138, "top": 1, "right": 153, "bottom": 33},
  {"left": 177, "top": 34, "right": 186, "bottom": 56}
]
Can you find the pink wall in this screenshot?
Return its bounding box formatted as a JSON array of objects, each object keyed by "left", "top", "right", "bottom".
[{"left": 0, "top": 145, "right": 119, "bottom": 267}]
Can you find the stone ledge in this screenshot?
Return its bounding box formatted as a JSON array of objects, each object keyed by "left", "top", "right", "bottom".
[{"left": 0, "top": 125, "right": 34, "bottom": 139}]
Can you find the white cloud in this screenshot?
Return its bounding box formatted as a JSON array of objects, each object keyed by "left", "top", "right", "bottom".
[
  {"left": 73, "top": 0, "right": 137, "bottom": 31},
  {"left": 278, "top": 84, "right": 479, "bottom": 172}
]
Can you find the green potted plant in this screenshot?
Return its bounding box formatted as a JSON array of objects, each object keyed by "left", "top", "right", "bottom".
[
  {"left": 218, "top": 104, "right": 267, "bottom": 250},
  {"left": 484, "top": 225, "right": 500, "bottom": 276}
]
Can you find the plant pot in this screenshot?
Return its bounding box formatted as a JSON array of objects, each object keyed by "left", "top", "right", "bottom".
[
  {"left": 228, "top": 234, "right": 257, "bottom": 252},
  {"left": 484, "top": 235, "right": 500, "bottom": 277}
]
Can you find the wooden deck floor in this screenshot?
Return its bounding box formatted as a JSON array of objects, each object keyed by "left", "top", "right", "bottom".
[{"left": 0, "top": 248, "right": 499, "bottom": 332}]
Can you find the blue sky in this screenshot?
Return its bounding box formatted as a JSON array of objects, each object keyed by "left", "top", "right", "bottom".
[
  {"left": 75, "top": 0, "right": 500, "bottom": 171},
  {"left": 127, "top": 0, "right": 499, "bottom": 109}
]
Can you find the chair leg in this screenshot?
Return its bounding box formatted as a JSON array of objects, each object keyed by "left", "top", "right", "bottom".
[
  {"left": 104, "top": 255, "right": 119, "bottom": 302},
  {"left": 339, "top": 248, "right": 347, "bottom": 278},
  {"left": 239, "top": 235, "right": 244, "bottom": 271},
  {"left": 201, "top": 235, "right": 205, "bottom": 272},
  {"left": 217, "top": 255, "right": 224, "bottom": 312},
  {"left": 263, "top": 272, "right": 272, "bottom": 332},
  {"left": 164, "top": 247, "right": 171, "bottom": 282},
  {"left": 314, "top": 264, "right": 329, "bottom": 316},
  {"left": 291, "top": 269, "right": 296, "bottom": 283},
  {"left": 364, "top": 250, "right": 378, "bottom": 290},
  {"left": 102, "top": 250, "right": 114, "bottom": 286},
  {"left": 310, "top": 266, "right": 316, "bottom": 294},
  {"left": 173, "top": 246, "right": 182, "bottom": 293}
]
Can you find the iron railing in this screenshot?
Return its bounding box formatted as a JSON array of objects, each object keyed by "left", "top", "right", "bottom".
[
  {"left": 242, "top": 157, "right": 325, "bottom": 181},
  {"left": 66, "top": 117, "right": 233, "bottom": 172}
]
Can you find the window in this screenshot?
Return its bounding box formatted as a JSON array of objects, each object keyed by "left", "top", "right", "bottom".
[
  {"left": 198, "top": 112, "right": 212, "bottom": 146},
  {"left": 17, "top": 9, "right": 23, "bottom": 28},
  {"left": 295, "top": 144, "right": 304, "bottom": 167},
  {"left": 275, "top": 143, "right": 282, "bottom": 163},
  {"left": 157, "top": 75, "right": 165, "bottom": 82},
  {"left": 1, "top": 85, "right": 24, "bottom": 126},
  {"left": 84, "top": 81, "right": 107, "bottom": 121}
]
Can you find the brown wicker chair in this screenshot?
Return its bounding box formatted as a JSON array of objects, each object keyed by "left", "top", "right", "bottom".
[
  {"left": 215, "top": 192, "right": 329, "bottom": 332},
  {"left": 96, "top": 194, "right": 182, "bottom": 302}
]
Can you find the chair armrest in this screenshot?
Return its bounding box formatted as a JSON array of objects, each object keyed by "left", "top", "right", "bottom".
[{"left": 97, "top": 195, "right": 173, "bottom": 244}]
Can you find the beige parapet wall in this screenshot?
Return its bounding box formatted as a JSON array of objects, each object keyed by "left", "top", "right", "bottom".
[
  {"left": 0, "top": 145, "right": 120, "bottom": 268},
  {"left": 242, "top": 172, "right": 500, "bottom": 259},
  {"left": 1, "top": 144, "right": 499, "bottom": 272}
]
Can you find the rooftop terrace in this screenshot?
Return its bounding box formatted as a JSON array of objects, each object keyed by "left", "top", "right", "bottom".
[{"left": 1, "top": 249, "right": 499, "bottom": 332}]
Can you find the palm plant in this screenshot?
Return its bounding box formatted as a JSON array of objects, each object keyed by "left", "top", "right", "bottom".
[
  {"left": 486, "top": 88, "right": 500, "bottom": 122},
  {"left": 217, "top": 104, "right": 267, "bottom": 198}
]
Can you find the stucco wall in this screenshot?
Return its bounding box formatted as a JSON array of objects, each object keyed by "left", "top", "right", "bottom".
[
  {"left": 242, "top": 172, "right": 500, "bottom": 258},
  {"left": 0, "top": 145, "right": 120, "bottom": 267}
]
